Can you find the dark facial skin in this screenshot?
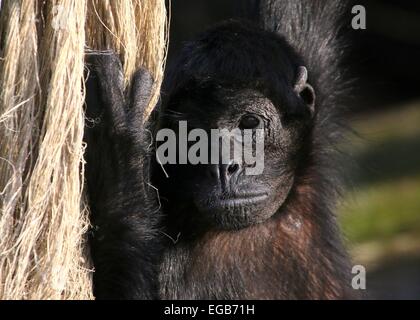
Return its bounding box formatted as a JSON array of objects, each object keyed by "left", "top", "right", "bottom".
[{"left": 156, "top": 82, "right": 314, "bottom": 232}]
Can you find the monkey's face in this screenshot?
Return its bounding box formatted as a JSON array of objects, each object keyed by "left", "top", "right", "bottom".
[
  {"left": 153, "top": 20, "right": 317, "bottom": 231},
  {"left": 157, "top": 82, "right": 315, "bottom": 231}
]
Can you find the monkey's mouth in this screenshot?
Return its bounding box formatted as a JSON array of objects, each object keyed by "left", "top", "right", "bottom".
[
  {"left": 196, "top": 191, "right": 274, "bottom": 230},
  {"left": 196, "top": 189, "right": 270, "bottom": 209},
  {"left": 196, "top": 188, "right": 272, "bottom": 212},
  {"left": 217, "top": 193, "right": 269, "bottom": 207}
]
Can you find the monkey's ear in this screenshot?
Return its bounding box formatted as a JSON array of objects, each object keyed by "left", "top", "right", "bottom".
[{"left": 294, "top": 66, "right": 316, "bottom": 115}]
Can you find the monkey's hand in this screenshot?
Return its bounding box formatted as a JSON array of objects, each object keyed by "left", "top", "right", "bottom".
[{"left": 85, "top": 53, "right": 162, "bottom": 300}]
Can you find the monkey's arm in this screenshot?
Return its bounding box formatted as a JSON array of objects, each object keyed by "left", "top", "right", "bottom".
[{"left": 85, "top": 53, "right": 162, "bottom": 300}]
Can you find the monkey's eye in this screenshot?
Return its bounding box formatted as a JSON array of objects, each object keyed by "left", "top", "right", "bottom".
[{"left": 239, "top": 115, "right": 261, "bottom": 130}]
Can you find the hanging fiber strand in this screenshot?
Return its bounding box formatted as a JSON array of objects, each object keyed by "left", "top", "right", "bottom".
[{"left": 0, "top": 0, "right": 168, "bottom": 300}]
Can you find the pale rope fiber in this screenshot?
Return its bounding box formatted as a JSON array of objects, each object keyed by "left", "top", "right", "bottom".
[{"left": 0, "top": 0, "right": 168, "bottom": 300}]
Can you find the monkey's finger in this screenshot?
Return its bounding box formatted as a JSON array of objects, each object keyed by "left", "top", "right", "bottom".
[
  {"left": 86, "top": 52, "right": 127, "bottom": 135},
  {"left": 129, "top": 67, "right": 155, "bottom": 125}
]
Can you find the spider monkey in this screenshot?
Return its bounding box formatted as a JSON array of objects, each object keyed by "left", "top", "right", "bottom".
[{"left": 85, "top": 0, "right": 357, "bottom": 299}]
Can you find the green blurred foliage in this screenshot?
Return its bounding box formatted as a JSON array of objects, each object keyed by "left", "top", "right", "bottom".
[{"left": 339, "top": 102, "right": 420, "bottom": 246}]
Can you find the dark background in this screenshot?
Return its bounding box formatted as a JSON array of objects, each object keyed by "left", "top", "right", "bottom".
[
  {"left": 165, "top": 0, "right": 420, "bottom": 300},
  {"left": 166, "top": 0, "right": 420, "bottom": 111}
]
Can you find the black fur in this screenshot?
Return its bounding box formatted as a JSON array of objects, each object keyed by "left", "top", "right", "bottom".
[
  {"left": 85, "top": 54, "right": 162, "bottom": 299},
  {"left": 85, "top": 0, "right": 356, "bottom": 300}
]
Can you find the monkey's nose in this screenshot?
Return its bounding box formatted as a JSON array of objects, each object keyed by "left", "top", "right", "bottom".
[
  {"left": 207, "top": 161, "right": 241, "bottom": 185},
  {"left": 226, "top": 161, "right": 240, "bottom": 176},
  {"left": 220, "top": 160, "right": 241, "bottom": 185}
]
